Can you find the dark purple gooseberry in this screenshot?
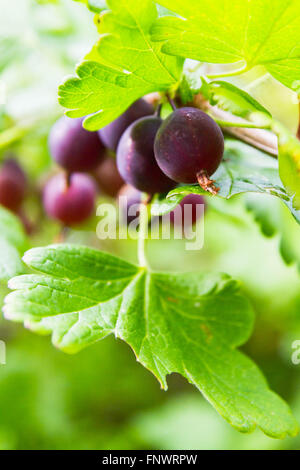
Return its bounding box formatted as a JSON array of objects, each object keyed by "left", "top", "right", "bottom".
[
  {"left": 118, "top": 184, "right": 142, "bottom": 225},
  {"left": 0, "top": 158, "right": 27, "bottom": 212},
  {"left": 98, "top": 99, "right": 154, "bottom": 152},
  {"left": 43, "top": 172, "right": 96, "bottom": 226},
  {"left": 116, "top": 116, "right": 176, "bottom": 194},
  {"left": 170, "top": 194, "right": 205, "bottom": 227},
  {"left": 93, "top": 156, "right": 124, "bottom": 197},
  {"left": 154, "top": 107, "right": 224, "bottom": 183},
  {"left": 49, "top": 116, "right": 105, "bottom": 172}
]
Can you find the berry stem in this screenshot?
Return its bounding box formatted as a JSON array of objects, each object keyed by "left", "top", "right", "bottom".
[
  {"left": 154, "top": 103, "right": 163, "bottom": 118},
  {"left": 138, "top": 194, "right": 151, "bottom": 268},
  {"left": 65, "top": 171, "right": 72, "bottom": 187},
  {"left": 197, "top": 170, "right": 219, "bottom": 195},
  {"left": 166, "top": 93, "right": 177, "bottom": 111}
]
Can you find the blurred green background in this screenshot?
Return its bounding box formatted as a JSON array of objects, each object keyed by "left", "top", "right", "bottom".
[{"left": 0, "top": 0, "right": 300, "bottom": 450}]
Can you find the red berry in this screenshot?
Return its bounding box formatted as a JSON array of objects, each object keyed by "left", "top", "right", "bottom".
[
  {"left": 43, "top": 172, "right": 96, "bottom": 226},
  {"left": 0, "top": 159, "right": 27, "bottom": 212},
  {"left": 118, "top": 184, "right": 142, "bottom": 225},
  {"left": 170, "top": 194, "right": 205, "bottom": 227},
  {"left": 154, "top": 107, "right": 224, "bottom": 183},
  {"left": 116, "top": 116, "right": 176, "bottom": 194},
  {"left": 49, "top": 116, "right": 105, "bottom": 172},
  {"left": 93, "top": 157, "right": 124, "bottom": 197},
  {"left": 99, "top": 99, "right": 154, "bottom": 152}
]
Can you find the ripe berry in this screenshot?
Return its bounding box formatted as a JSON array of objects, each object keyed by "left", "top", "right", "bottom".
[
  {"left": 49, "top": 116, "right": 105, "bottom": 172},
  {"left": 0, "top": 158, "right": 27, "bottom": 212},
  {"left": 43, "top": 172, "right": 96, "bottom": 226},
  {"left": 170, "top": 194, "right": 205, "bottom": 227},
  {"left": 118, "top": 184, "right": 142, "bottom": 225},
  {"left": 99, "top": 99, "right": 154, "bottom": 152},
  {"left": 116, "top": 116, "right": 176, "bottom": 194},
  {"left": 93, "top": 157, "right": 124, "bottom": 197},
  {"left": 154, "top": 108, "right": 224, "bottom": 192}
]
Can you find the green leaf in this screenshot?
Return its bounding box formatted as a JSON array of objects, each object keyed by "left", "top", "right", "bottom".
[
  {"left": 277, "top": 133, "right": 300, "bottom": 210},
  {"left": 4, "top": 244, "right": 299, "bottom": 438},
  {"left": 245, "top": 193, "right": 300, "bottom": 269},
  {"left": 166, "top": 139, "right": 300, "bottom": 224},
  {"left": 0, "top": 206, "right": 28, "bottom": 281},
  {"left": 150, "top": 193, "right": 181, "bottom": 217},
  {"left": 153, "top": 0, "right": 300, "bottom": 92},
  {"left": 59, "top": 0, "right": 183, "bottom": 130},
  {"left": 200, "top": 79, "right": 272, "bottom": 120}
]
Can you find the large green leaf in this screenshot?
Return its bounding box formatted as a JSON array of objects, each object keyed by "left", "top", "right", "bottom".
[
  {"left": 153, "top": 0, "right": 300, "bottom": 92},
  {"left": 0, "top": 206, "right": 28, "bottom": 281},
  {"left": 59, "top": 0, "right": 183, "bottom": 130},
  {"left": 163, "top": 139, "right": 300, "bottom": 225},
  {"left": 3, "top": 244, "right": 298, "bottom": 438}
]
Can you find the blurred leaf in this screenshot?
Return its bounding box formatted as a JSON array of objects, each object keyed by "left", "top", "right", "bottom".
[
  {"left": 4, "top": 244, "right": 299, "bottom": 438},
  {"left": 152, "top": 0, "right": 300, "bottom": 92},
  {"left": 277, "top": 133, "right": 300, "bottom": 210},
  {"left": 59, "top": 0, "right": 183, "bottom": 130},
  {"left": 0, "top": 206, "right": 28, "bottom": 281},
  {"left": 245, "top": 194, "right": 281, "bottom": 238},
  {"left": 73, "top": 0, "right": 107, "bottom": 13},
  {"left": 0, "top": 37, "right": 25, "bottom": 74},
  {"left": 166, "top": 139, "right": 300, "bottom": 224},
  {"left": 245, "top": 193, "right": 300, "bottom": 270}
]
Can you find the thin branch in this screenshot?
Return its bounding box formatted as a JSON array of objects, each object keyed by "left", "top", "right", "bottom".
[{"left": 193, "top": 93, "right": 278, "bottom": 157}]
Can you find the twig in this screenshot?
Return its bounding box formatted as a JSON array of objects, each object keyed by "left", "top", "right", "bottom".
[{"left": 193, "top": 93, "right": 278, "bottom": 157}]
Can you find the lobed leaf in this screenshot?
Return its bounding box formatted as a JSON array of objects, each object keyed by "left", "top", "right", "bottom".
[
  {"left": 153, "top": 0, "right": 300, "bottom": 92},
  {"left": 3, "top": 244, "right": 298, "bottom": 438},
  {"left": 59, "top": 0, "right": 183, "bottom": 130}
]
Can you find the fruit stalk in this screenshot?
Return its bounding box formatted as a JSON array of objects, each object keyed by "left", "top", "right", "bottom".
[{"left": 137, "top": 194, "right": 151, "bottom": 268}]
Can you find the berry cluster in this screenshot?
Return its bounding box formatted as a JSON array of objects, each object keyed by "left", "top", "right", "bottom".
[
  {"left": 43, "top": 99, "right": 156, "bottom": 226},
  {"left": 42, "top": 98, "right": 224, "bottom": 227}
]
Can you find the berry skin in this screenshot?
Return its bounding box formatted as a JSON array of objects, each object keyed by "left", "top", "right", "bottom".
[
  {"left": 154, "top": 107, "right": 224, "bottom": 183},
  {"left": 93, "top": 157, "right": 124, "bottom": 197},
  {"left": 99, "top": 99, "right": 154, "bottom": 152},
  {"left": 0, "top": 159, "right": 27, "bottom": 212},
  {"left": 170, "top": 194, "right": 205, "bottom": 227},
  {"left": 43, "top": 172, "right": 96, "bottom": 226},
  {"left": 118, "top": 184, "right": 142, "bottom": 225},
  {"left": 116, "top": 116, "right": 176, "bottom": 194},
  {"left": 49, "top": 116, "right": 105, "bottom": 172}
]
